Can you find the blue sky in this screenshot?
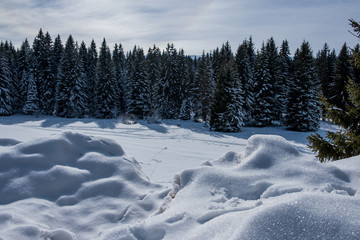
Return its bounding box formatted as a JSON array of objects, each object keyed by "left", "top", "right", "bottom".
[{"left": 0, "top": 0, "right": 359, "bottom": 55}]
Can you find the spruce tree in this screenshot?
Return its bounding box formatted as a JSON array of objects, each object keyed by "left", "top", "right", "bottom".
[
  {"left": 278, "top": 40, "right": 294, "bottom": 122},
  {"left": 196, "top": 52, "right": 215, "bottom": 121},
  {"left": 86, "top": 40, "right": 98, "bottom": 116},
  {"left": 22, "top": 71, "right": 39, "bottom": 115},
  {"left": 156, "top": 43, "right": 180, "bottom": 119},
  {"left": 286, "top": 41, "right": 320, "bottom": 131},
  {"left": 146, "top": 45, "right": 162, "bottom": 118},
  {"left": 315, "top": 43, "right": 337, "bottom": 106},
  {"left": 56, "top": 35, "right": 88, "bottom": 118},
  {"left": 236, "top": 39, "right": 255, "bottom": 122},
  {"left": 94, "top": 38, "right": 117, "bottom": 118},
  {"left": 308, "top": 19, "right": 360, "bottom": 161},
  {"left": 333, "top": 43, "right": 352, "bottom": 109},
  {"left": 16, "top": 39, "right": 32, "bottom": 111},
  {"left": 113, "top": 43, "right": 127, "bottom": 114},
  {"left": 126, "top": 46, "right": 150, "bottom": 118},
  {"left": 252, "top": 43, "right": 273, "bottom": 126},
  {"left": 210, "top": 59, "right": 245, "bottom": 132},
  {"left": 0, "top": 46, "right": 13, "bottom": 115}
]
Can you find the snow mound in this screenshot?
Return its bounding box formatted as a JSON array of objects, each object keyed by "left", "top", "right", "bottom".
[
  {"left": 0, "top": 132, "right": 164, "bottom": 240},
  {"left": 103, "top": 134, "right": 360, "bottom": 240},
  {"left": 0, "top": 131, "right": 150, "bottom": 205}
]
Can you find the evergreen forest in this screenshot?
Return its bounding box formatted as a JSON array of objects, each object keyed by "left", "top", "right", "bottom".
[{"left": 1, "top": 29, "right": 359, "bottom": 132}]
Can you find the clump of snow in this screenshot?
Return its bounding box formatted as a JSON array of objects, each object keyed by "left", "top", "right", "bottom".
[{"left": 0, "top": 129, "right": 359, "bottom": 239}]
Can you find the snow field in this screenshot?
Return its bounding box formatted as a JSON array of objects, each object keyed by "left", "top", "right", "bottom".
[{"left": 0, "top": 116, "right": 359, "bottom": 239}]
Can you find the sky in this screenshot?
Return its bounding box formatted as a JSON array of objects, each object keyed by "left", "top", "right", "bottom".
[{"left": 0, "top": 0, "right": 359, "bottom": 55}]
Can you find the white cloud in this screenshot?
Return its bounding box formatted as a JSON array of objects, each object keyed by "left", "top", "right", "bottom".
[{"left": 0, "top": 0, "right": 359, "bottom": 55}]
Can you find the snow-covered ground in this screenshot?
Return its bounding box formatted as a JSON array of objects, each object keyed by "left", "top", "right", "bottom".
[{"left": 0, "top": 115, "right": 359, "bottom": 240}]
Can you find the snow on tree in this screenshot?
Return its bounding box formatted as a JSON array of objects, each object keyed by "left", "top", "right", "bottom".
[
  {"left": 85, "top": 40, "right": 98, "bottom": 116},
  {"left": 56, "top": 35, "right": 88, "bottom": 118},
  {"left": 156, "top": 43, "right": 181, "bottom": 119},
  {"left": 32, "top": 30, "right": 56, "bottom": 115},
  {"left": 16, "top": 39, "right": 32, "bottom": 110},
  {"left": 286, "top": 41, "right": 320, "bottom": 131},
  {"left": 235, "top": 39, "right": 255, "bottom": 122},
  {"left": 145, "top": 45, "right": 162, "bottom": 119},
  {"left": 278, "top": 40, "right": 294, "bottom": 122},
  {"left": 252, "top": 43, "right": 273, "bottom": 126},
  {"left": 0, "top": 46, "right": 13, "bottom": 115},
  {"left": 113, "top": 43, "right": 127, "bottom": 115},
  {"left": 126, "top": 46, "right": 150, "bottom": 118},
  {"left": 195, "top": 52, "right": 215, "bottom": 122},
  {"left": 94, "top": 38, "right": 118, "bottom": 118},
  {"left": 308, "top": 18, "right": 360, "bottom": 161},
  {"left": 22, "top": 71, "right": 39, "bottom": 115},
  {"left": 210, "top": 59, "right": 245, "bottom": 132}
]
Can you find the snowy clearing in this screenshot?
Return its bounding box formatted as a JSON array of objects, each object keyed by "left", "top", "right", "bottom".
[{"left": 0, "top": 115, "right": 359, "bottom": 240}]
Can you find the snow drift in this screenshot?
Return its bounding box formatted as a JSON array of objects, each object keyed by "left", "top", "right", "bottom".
[
  {"left": 0, "top": 132, "right": 165, "bottom": 240},
  {"left": 0, "top": 132, "right": 359, "bottom": 240},
  {"left": 103, "top": 135, "right": 360, "bottom": 240}
]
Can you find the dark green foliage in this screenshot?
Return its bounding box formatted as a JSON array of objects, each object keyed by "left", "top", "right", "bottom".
[
  {"left": 94, "top": 38, "right": 117, "bottom": 118},
  {"left": 113, "top": 43, "right": 127, "bottom": 114},
  {"left": 210, "top": 59, "right": 245, "bottom": 132},
  {"left": 126, "top": 46, "right": 150, "bottom": 118},
  {"left": 0, "top": 46, "right": 13, "bottom": 115},
  {"left": 195, "top": 52, "right": 215, "bottom": 121},
  {"left": 56, "top": 35, "right": 88, "bottom": 118},
  {"left": 286, "top": 41, "right": 320, "bottom": 131},
  {"left": 235, "top": 39, "right": 255, "bottom": 122},
  {"left": 308, "top": 19, "right": 360, "bottom": 161},
  {"left": 278, "top": 40, "right": 294, "bottom": 122},
  {"left": 333, "top": 43, "right": 352, "bottom": 109},
  {"left": 253, "top": 43, "right": 273, "bottom": 126},
  {"left": 86, "top": 40, "right": 98, "bottom": 116},
  {"left": 146, "top": 45, "right": 162, "bottom": 118},
  {"left": 22, "top": 71, "right": 39, "bottom": 115}
]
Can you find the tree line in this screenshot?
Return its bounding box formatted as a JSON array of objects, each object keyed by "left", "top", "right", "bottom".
[{"left": 0, "top": 29, "right": 359, "bottom": 132}]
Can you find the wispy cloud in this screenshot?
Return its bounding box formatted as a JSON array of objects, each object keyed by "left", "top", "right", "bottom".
[{"left": 0, "top": 0, "right": 359, "bottom": 55}]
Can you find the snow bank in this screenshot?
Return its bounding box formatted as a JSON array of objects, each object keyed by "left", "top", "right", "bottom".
[
  {"left": 0, "top": 132, "right": 359, "bottom": 239},
  {"left": 102, "top": 134, "right": 360, "bottom": 240},
  {"left": 0, "top": 132, "right": 164, "bottom": 240}
]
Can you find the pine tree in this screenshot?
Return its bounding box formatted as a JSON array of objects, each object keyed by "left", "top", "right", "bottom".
[
  {"left": 16, "top": 39, "right": 32, "bottom": 110},
  {"left": 308, "top": 19, "right": 360, "bottom": 161},
  {"left": 0, "top": 45, "right": 13, "bottom": 115},
  {"left": 86, "top": 40, "right": 98, "bottom": 116},
  {"left": 156, "top": 43, "right": 180, "bottom": 119},
  {"left": 195, "top": 52, "right": 215, "bottom": 121},
  {"left": 56, "top": 35, "right": 88, "bottom": 118},
  {"left": 22, "top": 71, "right": 39, "bottom": 115},
  {"left": 94, "top": 38, "right": 117, "bottom": 118},
  {"left": 333, "top": 43, "right": 352, "bottom": 109},
  {"left": 235, "top": 39, "right": 255, "bottom": 122},
  {"left": 32, "top": 30, "right": 56, "bottom": 115},
  {"left": 315, "top": 43, "right": 337, "bottom": 105},
  {"left": 210, "top": 59, "right": 245, "bottom": 132},
  {"left": 146, "top": 45, "right": 162, "bottom": 118},
  {"left": 252, "top": 43, "right": 273, "bottom": 126},
  {"left": 126, "top": 46, "right": 150, "bottom": 118},
  {"left": 113, "top": 43, "right": 127, "bottom": 114},
  {"left": 265, "top": 37, "right": 282, "bottom": 122},
  {"left": 286, "top": 41, "right": 320, "bottom": 131},
  {"left": 278, "top": 40, "right": 294, "bottom": 122}
]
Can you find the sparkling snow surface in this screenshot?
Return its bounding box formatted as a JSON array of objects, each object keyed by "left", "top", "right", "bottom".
[{"left": 0, "top": 115, "right": 359, "bottom": 240}]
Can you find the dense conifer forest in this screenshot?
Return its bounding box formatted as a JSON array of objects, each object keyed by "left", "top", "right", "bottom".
[{"left": 0, "top": 29, "right": 359, "bottom": 132}]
